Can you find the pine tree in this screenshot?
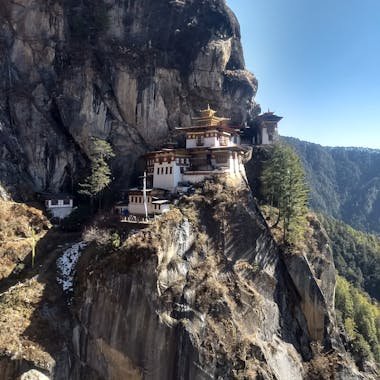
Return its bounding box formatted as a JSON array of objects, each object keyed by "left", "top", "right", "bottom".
[
  {"left": 79, "top": 138, "right": 115, "bottom": 210},
  {"left": 261, "top": 143, "right": 309, "bottom": 245}
]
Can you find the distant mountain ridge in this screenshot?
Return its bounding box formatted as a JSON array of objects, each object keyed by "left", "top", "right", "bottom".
[{"left": 283, "top": 136, "right": 380, "bottom": 235}]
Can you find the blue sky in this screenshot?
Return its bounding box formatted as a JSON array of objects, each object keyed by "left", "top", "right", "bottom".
[{"left": 227, "top": 0, "right": 380, "bottom": 148}]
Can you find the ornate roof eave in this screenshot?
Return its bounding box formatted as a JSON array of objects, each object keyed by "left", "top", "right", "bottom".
[{"left": 144, "top": 149, "right": 191, "bottom": 157}]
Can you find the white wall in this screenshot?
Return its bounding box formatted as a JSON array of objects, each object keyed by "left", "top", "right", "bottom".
[
  {"left": 128, "top": 202, "right": 148, "bottom": 216},
  {"left": 261, "top": 128, "right": 278, "bottom": 145},
  {"left": 228, "top": 152, "right": 235, "bottom": 174},
  {"left": 153, "top": 161, "right": 186, "bottom": 192},
  {"left": 46, "top": 199, "right": 73, "bottom": 219},
  {"left": 128, "top": 196, "right": 170, "bottom": 216},
  {"left": 46, "top": 199, "right": 73, "bottom": 208},
  {"left": 261, "top": 128, "right": 270, "bottom": 145},
  {"left": 186, "top": 138, "right": 197, "bottom": 149},
  {"left": 204, "top": 136, "right": 219, "bottom": 148},
  {"left": 50, "top": 207, "right": 73, "bottom": 219},
  {"left": 186, "top": 134, "right": 219, "bottom": 149},
  {"left": 152, "top": 203, "right": 170, "bottom": 214}
]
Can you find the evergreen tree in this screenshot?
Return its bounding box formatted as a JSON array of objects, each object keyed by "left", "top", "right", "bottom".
[
  {"left": 335, "top": 275, "right": 380, "bottom": 363},
  {"left": 79, "top": 138, "right": 115, "bottom": 209},
  {"left": 261, "top": 143, "right": 309, "bottom": 245}
]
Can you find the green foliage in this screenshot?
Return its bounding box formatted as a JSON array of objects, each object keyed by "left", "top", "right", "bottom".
[
  {"left": 319, "top": 214, "right": 380, "bottom": 300},
  {"left": 79, "top": 138, "right": 115, "bottom": 207},
  {"left": 261, "top": 143, "right": 309, "bottom": 245},
  {"left": 110, "top": 233, "right": 121, "bottom": 249},
  {"left": 335, "top": 276, "right": 380, "bottom": 364},
  {"left": 283, "top": 137, "right": 380, "bottom": 235}
]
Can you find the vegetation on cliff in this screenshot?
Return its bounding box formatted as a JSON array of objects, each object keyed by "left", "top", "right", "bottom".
[
  {"left": 250, "top": 143, "right": 380, "bottom": 372},
  {"left": 0, "top": 201, "right": 50, "bottom": 281},
  {"left": 318, "top": 215, "right": 380, "bottom": 365},
  {"left": 260, "top": 144, "right": 309, "bottom": 245},
  {"left": 336, "top": 276, "right": 380, "bottom": 364},
  {"left": 79, "top": 138, "right": 115, "bottom": 209}
]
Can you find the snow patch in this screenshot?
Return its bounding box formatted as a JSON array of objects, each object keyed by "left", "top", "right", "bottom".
[{"left": 56, "top": 242, "right": 87, "bottom": 292}]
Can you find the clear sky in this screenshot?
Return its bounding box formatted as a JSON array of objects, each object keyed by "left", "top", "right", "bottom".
[{"left": 227, "top": 0, "right": 380, "bottom": 148}]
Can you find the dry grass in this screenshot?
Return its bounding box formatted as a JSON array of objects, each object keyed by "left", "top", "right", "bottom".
[
  {"left": 0, "top": 200, "right": 51, "bottom": 280},
  {"left": 0, "top": 278, "right": 54, "bottom": 369}
]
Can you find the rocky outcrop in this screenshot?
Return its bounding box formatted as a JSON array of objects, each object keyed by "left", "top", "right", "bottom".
[
  {"left": 281, "top": 215, "right": 337, "bottom": 345},
  {"left": 70, "top": 181, "right": 365, "bottom": 379},
  {"left": 0, "top": 0, "right": 257, "bottom": 199}
]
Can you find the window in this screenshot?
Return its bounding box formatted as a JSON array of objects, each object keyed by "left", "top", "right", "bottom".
[
  {"left": 51, "top": 200, "right": 58, "bottom": 206},
  {"left": 63, "top": 199, "right": 71, "bottom": 205},
  {"left": 165, "top": 167, "right": 168, "bottom": 175},
  {"left": 169, "top": 167, "right": 173, "bottom": 174},
  {"left": 196, "top": 135, "right": 204, "bottom": 146},
  {"left": 157, "top": 167, "right": 160, "bottom": 175},
  {"left": 161, "top": 167, "right": 164, "bottom": 174}
]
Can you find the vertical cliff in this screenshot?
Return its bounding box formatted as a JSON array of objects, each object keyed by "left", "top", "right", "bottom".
[
  {"left": 69, "top": 180, "right": 365, "bottom": 379},
  {"left": 0, "top": 0, "right": 257, "bottom": 198}
]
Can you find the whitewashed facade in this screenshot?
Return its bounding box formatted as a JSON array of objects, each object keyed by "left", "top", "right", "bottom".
[
  {"left": 127, "top": 190, "right": 170, "bottom": 216},
  {"left": 123, "top": 107, "right": 251, "bottom": 218},
  {"left": 45, "top": 197, "right": 74, "bottom": 219}
]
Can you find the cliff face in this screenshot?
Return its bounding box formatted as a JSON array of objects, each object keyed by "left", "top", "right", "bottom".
[
  {"left": 0, "top": 182, "right": 370, "bottom": 379},
  {"left": 0, "top": 0, "right": 257, "bottom": 198},
  {"left": 70, "top": 181, "right": 364, "bottom": 380}
]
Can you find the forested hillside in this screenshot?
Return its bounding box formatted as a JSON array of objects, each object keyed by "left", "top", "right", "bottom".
[
  {"left": 319, "top": 214, "right": 380, "bottom": 301},
  {"left": 284, "top": 137, "right": 380, "bottom": 235}
]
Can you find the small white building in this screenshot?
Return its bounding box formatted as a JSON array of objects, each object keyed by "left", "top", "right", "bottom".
[
  {"left": 243, "top": 112, "right": 282, "bottom": 146},
  {"left": 42, "top": 194, "right": 74, "bottom": 220},
  {"left": 127, "top": 189, "right": 171, "bottom": 216}
]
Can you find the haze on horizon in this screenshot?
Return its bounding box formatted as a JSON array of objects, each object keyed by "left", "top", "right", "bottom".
[{"left": 228, "top": 0, "right": 380, "bottom": 149}]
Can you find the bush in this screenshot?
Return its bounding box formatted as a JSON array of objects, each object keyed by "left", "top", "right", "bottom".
[{"left": 83, "top": 226, "right": 121, "bottom": 249}]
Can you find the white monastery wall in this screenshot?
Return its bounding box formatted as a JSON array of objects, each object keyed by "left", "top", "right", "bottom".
[
  {"left": 153, "top": 162, "right": 176, "bottom": 191},
  {"left": 50, "top": 207, "right": 73, "bottom": 219}
]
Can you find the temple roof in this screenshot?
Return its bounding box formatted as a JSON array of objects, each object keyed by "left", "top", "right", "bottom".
[
  {"left": 184, "top": 105, "right": 231, "bottom": 129},
  {"left": 258, "top": 112, "right": 283, "bottom": 123}
]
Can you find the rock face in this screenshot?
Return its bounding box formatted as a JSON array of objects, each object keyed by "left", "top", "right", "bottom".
[
  {"left": 0, "top": 0, "right": 257, "bottom": 199},
  {"left": 70, "top": 181, "right": 365, "bottom": 380}
]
